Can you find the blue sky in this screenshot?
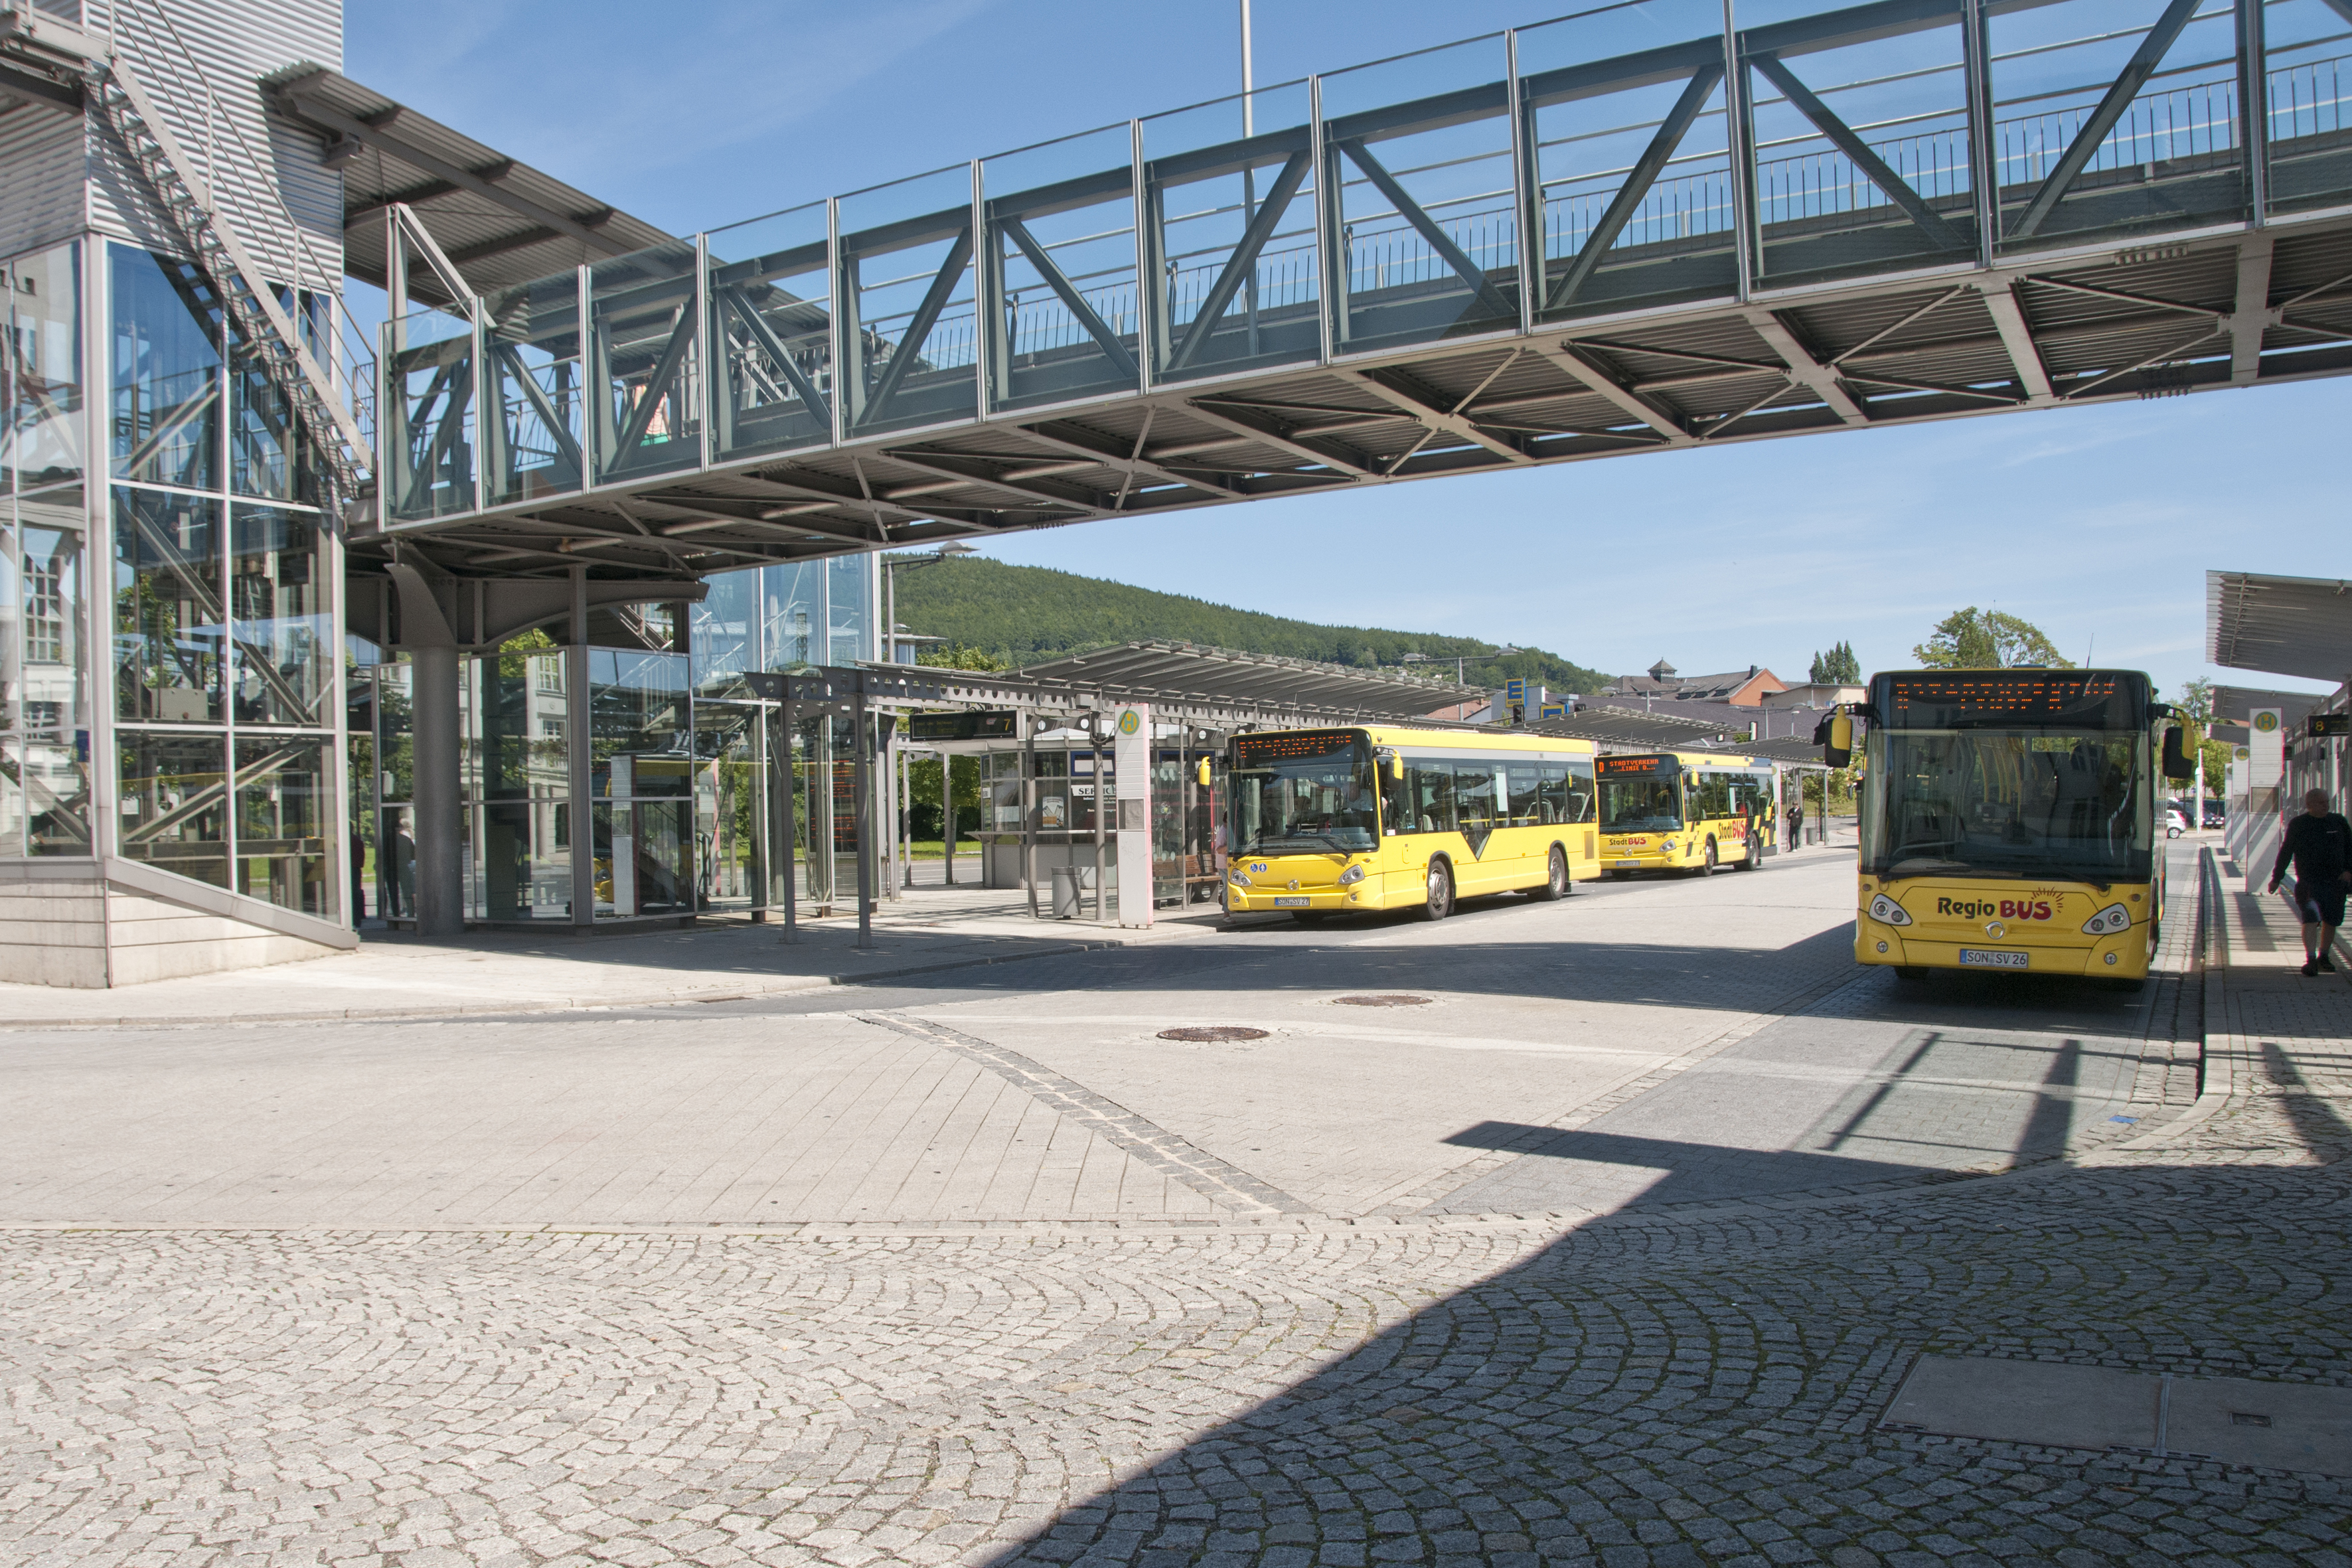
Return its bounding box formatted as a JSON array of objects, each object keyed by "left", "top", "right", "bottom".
[{"left": 349, "top": 0, "right": 2349, "bottom": 698}]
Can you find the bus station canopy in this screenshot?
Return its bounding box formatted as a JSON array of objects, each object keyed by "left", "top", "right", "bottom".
[
  {"left": 1527, "top": 704, "right": 1749, "bottom": 751},
  {"left": 2207, "top": 572, "right": 2352, "bottom": 685},
  {"left": 1003, "top": 641, "right": 1466, "bottom": 724}
]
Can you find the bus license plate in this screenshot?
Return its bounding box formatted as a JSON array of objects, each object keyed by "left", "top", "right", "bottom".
[
  {"left": 1615, "top": 859, "right": 1643, "bottom": 868},
  {"left": 1273, "top": 896, "right": 1310, "bottom": 907},
  {"left": 1958, "top": 949, "right": 2029, "bottom": 969}
]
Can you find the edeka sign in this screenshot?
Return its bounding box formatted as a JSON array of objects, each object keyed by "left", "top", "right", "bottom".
[{"left": 1113, "top": 706, "right": 1151, "bottom": 929}]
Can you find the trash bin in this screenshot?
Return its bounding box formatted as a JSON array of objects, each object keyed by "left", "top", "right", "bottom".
[{"left": 1050, "top": 865, "right": 1081, "bottom": 919}]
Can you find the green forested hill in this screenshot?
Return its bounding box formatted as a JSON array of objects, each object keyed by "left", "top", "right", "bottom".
[{"left": 892, "top": 556, "right": 1612, "bottom": 695}]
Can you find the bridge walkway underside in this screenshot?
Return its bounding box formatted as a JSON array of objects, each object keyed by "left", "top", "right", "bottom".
[{"left": 355, "top": 0, "right": 2352, "bottom": 585}]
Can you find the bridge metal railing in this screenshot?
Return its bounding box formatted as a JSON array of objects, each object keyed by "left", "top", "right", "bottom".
[{"left": 382, "top": 0, "right": 2352, "bottom": 529}]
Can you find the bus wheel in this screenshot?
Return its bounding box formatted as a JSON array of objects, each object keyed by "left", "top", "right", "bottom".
[
  {"left": 1419, "top": 860, "right": 1453, "bottom": 921},
  {"left": 1695, "top": 840, "right": 1717, "bottom": 877},
  {"left": 1735, "top": 839, "right": 1761, "bottom": 871},
  {"left": 1533, "top": 846, "right": 1569, "bottom": 901}
]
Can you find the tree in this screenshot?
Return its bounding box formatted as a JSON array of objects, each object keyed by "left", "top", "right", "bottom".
[
  {"left": 1911, "top": 608, "right": 2073, "bottom": 670},
  {"left": 916, "top": 644, "right": 1010, "bottom": 672},
  {"left": 1808, "top": 641, "right": 1860, "bottom": 684},
  {"left": 2175, "top": 678, "right": 2229, "bottom": 804}
]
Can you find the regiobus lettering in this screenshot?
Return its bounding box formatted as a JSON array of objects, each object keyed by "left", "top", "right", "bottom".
[{"left": 1935, "top": 897, "right": 2056, "bottom": 921}]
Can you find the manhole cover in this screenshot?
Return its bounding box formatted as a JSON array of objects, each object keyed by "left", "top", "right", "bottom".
[
  {"left": 1157, "top": 1026, "right": 1269, "bottom": 1042},
  {"left": 1333, "top": 994, "right": 1433, "bottom": 1007}
]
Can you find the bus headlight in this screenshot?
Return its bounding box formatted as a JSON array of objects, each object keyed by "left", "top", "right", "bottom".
[
  {"left": 1338, "top": 864, "right": 1366, "bottom": 886},
  {"left": 1227, "top": 870, "right": 1253, "bottom": 888},
  {"left": 1866, "top": 893, "right": 1912, "bottom": 927},
  {"left": 2082, "top": 903, "right": 2132, "bottom": 936},
  {"left": 1661, "top": 840, "right": 1678, "bottom": 854}
]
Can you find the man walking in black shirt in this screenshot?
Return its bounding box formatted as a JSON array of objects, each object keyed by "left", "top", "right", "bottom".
[{"left": 2269, "top": 789, "right": 2352, "bottom": 976}]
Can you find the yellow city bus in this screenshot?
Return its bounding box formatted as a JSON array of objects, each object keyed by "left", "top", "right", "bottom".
[
  {"left": 1597, "top": 751, "right": 1778, "bottom": 878},
  {"left": 1832, "top": 668, "right": 2195, "bottom": 988},
  {"left": 1218, "top": 726, "right": 1601, "bottom": 921}
]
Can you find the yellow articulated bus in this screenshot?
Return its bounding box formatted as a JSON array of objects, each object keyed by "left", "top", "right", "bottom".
[
  {"left": 1596, "top": 751, "right": 1777, "bottom": 878},
  {"left": 1829, "top": 668, "right": 2196, "bottom": 988},
  {"left": 1217, "top": 726, "right": 1601, "bottom": 921}
]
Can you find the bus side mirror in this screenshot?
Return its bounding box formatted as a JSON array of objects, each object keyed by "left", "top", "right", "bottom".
[
  {"left": 1389, "top": 753, "right": 1405, "bottom": 781},
  {"left": 1196, "top": 757, "right": 1213, "bottom": 788},
  {"left": 1823, "top": 713, "right": 1853, "bottom": 769},
  {"left": 2162, "top": 725, "right": 2195, "bottom": 781}
]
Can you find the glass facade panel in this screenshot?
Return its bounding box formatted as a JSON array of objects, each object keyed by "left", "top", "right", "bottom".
[
  {"left": 827, "top": 552, "right": 870, "bottom": 665},
  {"left": 230, "top": 292, "right": 323, "bottom": 504},
  {"left": 22, "top": 736, "right": 88, "bottom": 855},
  {"left": 589, "top": 241, "right": 702, "bottom": 483},
  {"left": 0, "top": 740, "right": 20, "bottom": 858},
  {"left": 234, "top": 736, "right": 333, "bottom": 916},
  {"left": 982, "top": 124, "right": 1142, "bottom": 411},
  {"left": 20, "top": 489, "right": 83, "bottom": 745},
  {"left": 116, "top": 730, "right": 228, "bottom": 886},
  {"left": 2262, "top": 0, "right": 2352, "bottom": 216},
  {"left": 485, "top": 270, "right": 584, "bottom": 505},
  {"left": 1321, "top": 35, "right": 1520, "bottom": 353},
  {"left": 230, "top": 505, "right": 327, "bottom": 727},
  {"left": 839, "top": 165, "right": 980, "bottom": 436},
  {"left": 1141, "top": 80, "right": 1321, "bottom": 382},
  {"left": 384, "top": 305, "right": 475, "bottom": 521},
  {"left": 695, "top": 700, "right": 763, "bottom": 910},
  {"left": 708, "top": 203, "right": 833, "bottom": 459},
  {"left": 691, "top": 563, "right": 756, "bottom": 696},
  {"left": 1737, "top": 3, "right": 1976, "bottom": 291},
  {"left": 110, "top": 246, "right": 221, "bottom": 490},
  {"left": 1522, "top": 1, "right": 1739, "bottom": 321},
  {"left": 589, "top": 649, "right": 690, "bottom": 919},
  {"left": 7, "top": 240, "right": 82, "bottom": 491},
  {"left": 478, "top": 644, "right": 571, "bottom": 922},
  {"left": 113, "top": 486, "right": 222, "bottom": 724},
  {"left": 1987, "top": 0, "right": 2248, "bottom": 254},
  {"left": 763, "top": 560, "right": 823, "bottom": 670}
]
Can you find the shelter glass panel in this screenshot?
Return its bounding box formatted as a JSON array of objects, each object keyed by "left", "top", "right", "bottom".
[
  {"left": 113, "top": 486, "right": 222, "bottom": 725},
  {"left": 0, "top": 741, "right": 19, "bottom": 858},
  {"left": 116, "top": 730, "right": 228, "bottom": 886},
  {"left": 708, "top": 202, "right": 833, "bottom": 459},
  {"left": 384, "top": 305, "right": 475, "bottom": 521},
  {"left": 1522, "top": 1, "right": 1741, "bottom": 323},
  {"left": 2262, "top": 0, "right": 2352, "bottom": 215},
  {"left": 229, "top": 292, "right": 323, "bottom": 505},
  {"left": 1735, "top": 0, "right": 1978, "bottom": 291},
  {"left": 485, "top": 270, "right": 584, "bottom": 506},
  {"left": 7, "top": 240, "right": 82, "bottom": 491},
  {"left": 982, "top": 123, "right": 1142, "bottom": 412},
  {"left": 588, "top": 649, "right": 691, "bottom": 921},
  {"left": 19, "top": 488, "right": 83, "bottom": 743},
  {"left": 1986, "top": 0, "right": 2248, "bottom": 254},
  {"left": 1321, "top": 35, "right": 1520, "bottom": 353},
  {"left": 235, "top": 736, "right": 333, "bottom": 917},
  {"left": 1140, "top": 81, "right": 1322, "bottom": 382},
  {"left": 589, "top": 242, "right": 702, "bottom": 484},
  {"left": 229, "top": 505, "right": 327, "bottom": 728},
  {"left": 0, "top": 495, "right": 14, "bottom": 739},
  {"left": 839, "top": 165, "right": 980, "bottom": 437},
  {"left": 110, "top": 246, "right": 221, "bottom": 491}
]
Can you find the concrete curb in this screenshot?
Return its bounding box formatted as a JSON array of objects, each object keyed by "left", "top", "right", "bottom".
[{"left": 0, "top": 933, "right": 1153, "bottom": 1030}]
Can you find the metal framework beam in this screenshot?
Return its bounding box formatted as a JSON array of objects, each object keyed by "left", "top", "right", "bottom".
[
  {"left": 997, "top": 216, "right": 1140, "bottom": 382},
  {"left": 1167, "top": 151, "right": 1312, "bottom": 371},
  {"left": 2009, "top": 0, "right": 2203, "bottom": 239},
  {"left": 1742, "top": 307, "right": 1869, "bottom": 425},
  {"left": 1015, "top": 419, "right": 1249, "bottom": 501},
  {"left": 1978, "top": 279, "right": 2055, "bottom": 402},
  {"left": 1347, "top": 362, "right": 1531, "bottom": 469},
  {"left": 1545, "top": 64, "right": 1722, "bottom": 313},
  {"left": 1335, "top": 138, "right": 1516, "bottom": 321},
  {"left": 1747, "top": 53, "right": 1967, "bottom": 254},
  {"left": 860, "top": 227, "right": 974, "bottom": 422},
  {"left": 2232, "top": 231, "right": 2277, "bottom": 384}
]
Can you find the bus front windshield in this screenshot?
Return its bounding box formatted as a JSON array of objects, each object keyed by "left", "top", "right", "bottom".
[
  {"left": 1600, "top": 774, "right": 1681, "bottom": 833},
  {"left": 1229, "top": 732, "right": 1378, "bottom": 855},
  {"left": 1862, "top": 729, "right": 2150, "bottom": 884}
]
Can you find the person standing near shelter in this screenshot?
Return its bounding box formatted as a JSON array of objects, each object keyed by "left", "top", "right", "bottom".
[
  {"left": 2268, "top": 789, "right": 2352, "bottom": 977},
  {"left": 1786, "top": 794, "right": 1804, "bottom": 852}
]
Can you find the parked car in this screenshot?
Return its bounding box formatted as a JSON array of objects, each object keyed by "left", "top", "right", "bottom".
[
  {"left": 2203, "top": 801, "right": 2228, "bottom": 828},
  {"left": 2159, "top": 808, "right": 2189, "bottom": 839}
]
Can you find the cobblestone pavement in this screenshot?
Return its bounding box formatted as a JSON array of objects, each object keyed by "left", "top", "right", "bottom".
[{"left": 5, "top": 841, "right": 2351, "bottom": 1565}]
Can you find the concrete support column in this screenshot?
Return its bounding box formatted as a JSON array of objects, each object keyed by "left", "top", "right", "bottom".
[{"left": 412, "top": 643, "right": 465, "bottom": 938}]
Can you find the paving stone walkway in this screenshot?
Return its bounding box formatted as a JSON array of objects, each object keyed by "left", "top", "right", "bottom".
[{"left": 5, "top": 842, "right": 2350, "bottom": 1567}]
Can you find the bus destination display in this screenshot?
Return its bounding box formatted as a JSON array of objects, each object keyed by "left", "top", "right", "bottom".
[
  {"left": 1596, "top": 754, "right": 1672, "bottom": 775},
  {"left": 1235, "top": 730, "right": 1360, "bottom": 765},
  {"left": 1878, "top": 672, "right": 2145, "bottom": 729}
]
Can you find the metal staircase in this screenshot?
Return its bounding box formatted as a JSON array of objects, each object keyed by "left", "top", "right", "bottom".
[{"left": 87, "top": 56, "right": 372, "bottom": 505}]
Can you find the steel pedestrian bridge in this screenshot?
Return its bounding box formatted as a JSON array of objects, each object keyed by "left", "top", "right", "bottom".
[{"left": 331, "top": 0, "right": 2352, "bottom": 584}]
